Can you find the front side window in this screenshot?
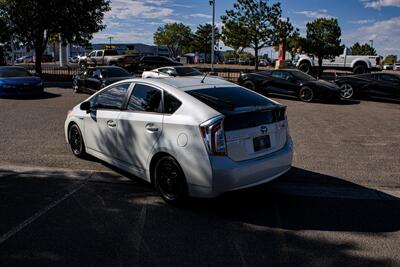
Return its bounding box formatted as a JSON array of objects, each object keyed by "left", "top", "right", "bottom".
[
  {"left": 380, "top": 74, "right": 400, "bottom": 82},
  {"left": 127, "top": 84, "right": 162, "bottom": 113},
  {"left": 96, "top": 83, "right": 130, "bottom": 110}
]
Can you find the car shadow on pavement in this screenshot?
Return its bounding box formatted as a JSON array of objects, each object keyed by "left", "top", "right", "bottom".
[
  {"left": 261, "top": 92, "right": 361, "bottom": 105},
  {"left": 0, "top": 92, "right": 61, "bottom": 100}
]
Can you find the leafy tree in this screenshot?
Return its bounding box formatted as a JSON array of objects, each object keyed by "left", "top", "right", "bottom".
[
  {"left": 0, "top": 1, "right": 11, "bottom": 65},
  {"left": 154, "top": 23, "right": 192, "bottom": 59},
  {"left": 351, "top": 42, "right": 377, "bottom": 56},
  {"left": 223, "top": 50, "right": 238, "bottom": 59},
  {"left": 221, "top": 0, "right": 285, "bottom": 70},
  {"left": 1, "top": 0, "right": 110, "bottom": 73},
  {"left": 221, "top": 21, "right": 250, "bottom": 53},
  {"left": 383, "top": 54, "right": 397, "bottom": 64},
  {"left": 306, "top": 18, "right": 342, "bottom": 75},
  {"left": 191, "top": 23, "right": 219, "bottom": 63}
]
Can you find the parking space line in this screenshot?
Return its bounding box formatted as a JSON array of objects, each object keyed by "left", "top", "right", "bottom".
[{"left": 0, "top": 173, "right": 93, "bottom": 246}]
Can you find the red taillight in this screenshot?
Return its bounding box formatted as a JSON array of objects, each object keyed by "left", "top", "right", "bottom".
[{"left": 200, "top": 116, "right": 227, "bottom": 156}]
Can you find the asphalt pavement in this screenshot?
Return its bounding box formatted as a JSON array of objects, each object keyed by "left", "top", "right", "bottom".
[{"left": 0, "top": 87, "right": 400, "bottom": 266}]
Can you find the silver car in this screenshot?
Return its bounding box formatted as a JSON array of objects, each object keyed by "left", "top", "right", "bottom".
[{"left": 65, "top": 77, "right": 293, "bottom": 204}]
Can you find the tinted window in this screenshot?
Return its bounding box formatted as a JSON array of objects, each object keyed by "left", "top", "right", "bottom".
[
  {"left": 127, "top": 84, "right": 162, "bottom": 113},
  {"left": 96, "top": 51, "right": 104, "bottom": 57},
  {"left": 96, "top": 83, "right": 130, "bottom": 110},
  {"left": 175, "top": 67, "right": 202, "bottom": 76},
  {"left": 0, "top": 68, "right": 31, "bottom": 77},
  {"left": 164, "top": 92, "right": 182, "bottom": 114},
  {"left": 272, "top": 71, "right": 289, "bottom": 80},
  {"left": 104, "top": 50, "right": 119, "bottom": 56},
  {"left": 380, "top": 74, "right": 400, "bottom": 82},
  {"left": 158, "top": 68, "right": 172, "bottom": 74},
  {"left": 290, "top": 71, "right": 316, "bottom": 81},
  {"left": 102, "top": 67, "right": 130, "bottom": 77},
  {"left": 187, "top": 86, "right": 276, "bottom": 113}
]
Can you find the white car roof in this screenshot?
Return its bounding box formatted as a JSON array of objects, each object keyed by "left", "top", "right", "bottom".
[{"left": 120, "top": 76, "right": 235, "bottom": 91}]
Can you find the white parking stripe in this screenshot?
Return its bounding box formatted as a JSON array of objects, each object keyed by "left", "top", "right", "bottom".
[{"left": 0, "top": 174, "right": 92, "bottom": 245}]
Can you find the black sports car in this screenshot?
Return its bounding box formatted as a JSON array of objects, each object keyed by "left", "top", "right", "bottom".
[
  {"left": 72, "top": 66, "right": 133, "bottom": 94},
  {"left": 335, "top": 73, "right": 400, "bottom": 100},
  {"left": 238, "top": 69, "right": 341, "bottom": 102}
]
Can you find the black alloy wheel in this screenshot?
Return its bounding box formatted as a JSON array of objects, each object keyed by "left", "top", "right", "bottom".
[
  {"left": 243, "top": 80, "right": 256, "bottom": 91},
  {"left": 154, "top": 156, "right": 188, "bottom": 205},
  {"left": 69, "top": 124, "right": 86, "bottom": 158},
  {"left": 298, "top": 86, "right": 315, "bottom": 102}
]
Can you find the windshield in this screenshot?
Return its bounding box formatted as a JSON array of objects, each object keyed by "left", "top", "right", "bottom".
[
  {"left": 175, "top": 67, "right": 202, "bottom": 76},
  {"left": 187, "top": 86, "right": 277, "bottom": 113},
  {"left": 102, "top": 67, "right": 130, "bottom": 77},
  {"left": 0, "top": 68, "right": 31, "bottom": 78},
  {"left": 291, "top": 70, "right": 316, "bottom": 81}
]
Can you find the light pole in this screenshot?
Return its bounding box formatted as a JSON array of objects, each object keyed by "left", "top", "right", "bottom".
[
  {"left": 369, "top": 39, "right": 374, "bottom": 48},
  {"left": 108, "top": 36, "right": 114, "bottom": 49},
  {"left": 210, "top": 0, "right": 215, "bottom": 73}
]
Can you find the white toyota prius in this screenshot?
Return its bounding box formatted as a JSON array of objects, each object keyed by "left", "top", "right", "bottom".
[{"left": 65, "top": 77, "right": 293, "bottom": 204}]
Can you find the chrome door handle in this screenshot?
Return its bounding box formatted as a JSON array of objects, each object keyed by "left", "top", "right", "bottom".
[
  {"left": 107, "top": 120, "right": 116, "bottom": 128},
  {"left": 145, "top": 123, "right": 159, "bottom": 132}
]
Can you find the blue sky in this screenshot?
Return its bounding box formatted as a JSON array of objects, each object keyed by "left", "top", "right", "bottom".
[{"left": 93, "top": 0, "right": 400, "bottom": 56}]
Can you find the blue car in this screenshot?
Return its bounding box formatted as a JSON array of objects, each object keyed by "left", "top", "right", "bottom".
[{"left": 0, "top": 66, "right": 44, "bottom": 97}]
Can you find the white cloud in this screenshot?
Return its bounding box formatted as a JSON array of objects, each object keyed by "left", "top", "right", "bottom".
[
  {"left": 106, "top": 0, "right": 174, "bottom": 20},
  {"left": 343, "top": 16, "right": 400, "bottom": 56},
  {"left": 94, "top": 30, "right": 155, "bottom": 44},
  {"left": 350, "top": 19, "right": 375, "bottom": 24},
  {"left": 187, "top": 13, "right": 212, "bottom": 19},
  {"left": 362, "top": 0, "right": 400, "bottom": 9},
  {"left": 295, "top": 9, "right": 336, "bottom": 19}
]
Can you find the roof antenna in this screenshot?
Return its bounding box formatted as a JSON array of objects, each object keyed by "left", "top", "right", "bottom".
[{"left": 201, "top": 72, "right": 208, "bottom": 83}]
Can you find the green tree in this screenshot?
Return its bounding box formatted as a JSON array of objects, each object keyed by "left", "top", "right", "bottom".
[
  {"left": 154, "top": 23, "right": 192, "bottom": 59},
  {"left": 221, "top": 0, "right": 285, "bottom": 70},
  {"left": 192, "top": 23, "right": 219, "bottom": 63},
  {"left": 306, "top": 18, "right": 342, "bottom": 75},
  {"left": 1, "top": 0, "right": 110, "bottom": 73},
  {"left": 351, "top": 42, "right": 377, "bottom": 56},
  {"left": 221, "top": 21, "right": 250, "bottom": 53},
  {"left": 0, "top": 1, "right": 11, "bottom": 65},
  {"left": 383, "top": 54, "right": 397, "bottom": 64}
]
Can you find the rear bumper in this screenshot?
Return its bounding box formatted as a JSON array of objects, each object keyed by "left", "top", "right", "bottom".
[{"left": 198, "top": 137, "right": 293, "bottom": 197}]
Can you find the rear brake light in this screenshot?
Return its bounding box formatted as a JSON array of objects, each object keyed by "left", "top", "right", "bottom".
[{"left": 200, "top": 116, "right": 226, "bottom": 156}]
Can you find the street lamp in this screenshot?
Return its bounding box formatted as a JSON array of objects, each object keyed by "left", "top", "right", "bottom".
[
  {"left": 108, "top": 36, "right": 114, "bottom": 49},
  {"left": 209, "top": 0, "right": 215, "bottom": 73},
  {"left": 369, "top": 39, "right": 374, "bottom": 48}
]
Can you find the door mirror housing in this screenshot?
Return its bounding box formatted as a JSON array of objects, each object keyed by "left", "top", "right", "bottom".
[{"left": 80, "top": 101, "right": 91, "bottom": 112}]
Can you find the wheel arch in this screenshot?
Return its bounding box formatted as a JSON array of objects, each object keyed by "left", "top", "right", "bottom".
[
  {"left": 351, "top": 59, "right": 371, "bottom": 69},
  {"left": 67, "top": 120, "right": 86, "bottom": 146},
  {"left": 149, "top": 151, "right": 182, "bottom": 185}
]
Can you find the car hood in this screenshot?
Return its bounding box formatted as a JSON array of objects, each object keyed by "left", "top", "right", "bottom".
[
  {"left": 308, "top": 79, "right": 339, "bottom": 90},
  {"left": 0, "top": 76, "right": 42, "bottom": 85}
]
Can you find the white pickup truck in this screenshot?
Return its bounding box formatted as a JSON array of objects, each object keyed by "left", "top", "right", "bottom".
[
  {"left": 296, "top": 47, "right": 382, "bottom": 74},
  {"left": 78, "top": 49, "right": 139, "bottom": 70}
]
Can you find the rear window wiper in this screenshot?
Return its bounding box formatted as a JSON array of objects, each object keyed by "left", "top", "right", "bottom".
[{"left": 189, "top": 91, "right": 235, "bottom": 110}]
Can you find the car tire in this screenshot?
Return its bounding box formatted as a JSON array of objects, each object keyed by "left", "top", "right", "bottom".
[
  {"left": 79, "top": 61, "right": 87, "bottom": 70},
  {"left": 298, "top": 86, "right": 315, "bottom": 102},
  {"left": 353, "top": 64, "right": 367, "bottom": 75},
  {"left": 72, "top": 79, "right": 81, "bottom": 93},
  {"left": 242, "top": 80, "right": 257, "bottom": 91},
  {"left": 339, "top": 83, "right": 354, "bottom": 99},
  {"left": 154, "top": 156, "right": 188, "bottom": 205},
  {"left": 68, "top": 124, "right": 87, "bottom": 158},
  {"left": 298, "top": 61, "right": 312, "bottom": 74}
]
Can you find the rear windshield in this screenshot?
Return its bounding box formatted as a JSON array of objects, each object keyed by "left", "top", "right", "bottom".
[
  {"left": 175, "top": 67, "right": 202, "bottom": 76},
  {"left": 102, "top": 67, "right": 130, "bottom": 77},
  {"left": 187, "top": 86, "right": 277, "bottom": 113},
  {"left": 0, "top": 68, "right": 31, "bottom": 78}
]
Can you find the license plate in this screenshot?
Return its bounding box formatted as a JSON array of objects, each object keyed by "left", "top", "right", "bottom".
[{"left": 253, "top": 135, "right": 271, "bottom": 152}]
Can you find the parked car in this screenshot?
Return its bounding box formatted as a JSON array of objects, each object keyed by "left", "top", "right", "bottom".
[
  {"left": 224, "top": 58, "right": 238, "bottom": 64},
  {"left": 335, "top": 73, "right": 400, "bottom": 100},
  {"left": 0, "top": 66, "right": 43, "bottom": 97},
  {"left": 65, "top": 77, "right": 293, "bottom": 204},
  {"left": 238, "top": 69, "right": 341, "bottom": 102},
  {"left": 78, "top": 49, "right": 138, "bottom": 70},
  {"left": 142, "top": 66, "right": 203, "bottom": 78},
  {"left": 139, "top": 56, "right": 182, "bottom": 71},
  {"left": 15, "top": 56, "right": 32, "bottom": 63},
  {"left": 69, "top": 56, "right": 80, "bottom": 64},
  {"left": 72, "top": 66, "right": 134, "bottom": 94},
  {"left": 296, "top": 47, "right": 382, "bottom": 74},
  {"left": 394, "top": 64, "right": 400, "bottom": 71},
  {"left": 383, "top": 64, "right": 393, "bottom": 70}
]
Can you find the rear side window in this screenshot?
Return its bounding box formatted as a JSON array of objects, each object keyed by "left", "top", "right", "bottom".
[
  {"left": 164, "top": 92, "right": 182, "bottom": 114},
  {"left": 96, "top": 83, "right": 130, "bottom": 110},
  {"left": 187, "top": 86, "right": 276, "bottom": 113},
  {"left": 127, "top": 84, "right": 162, "bottom": 113}
]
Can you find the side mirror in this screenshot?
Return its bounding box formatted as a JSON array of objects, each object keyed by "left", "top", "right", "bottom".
[
  {"left": 80, "top": 101, "right": 91, "bottom": 112},
  {"left": 166, "top": 70, "right": 177, "bottom": 77}
]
